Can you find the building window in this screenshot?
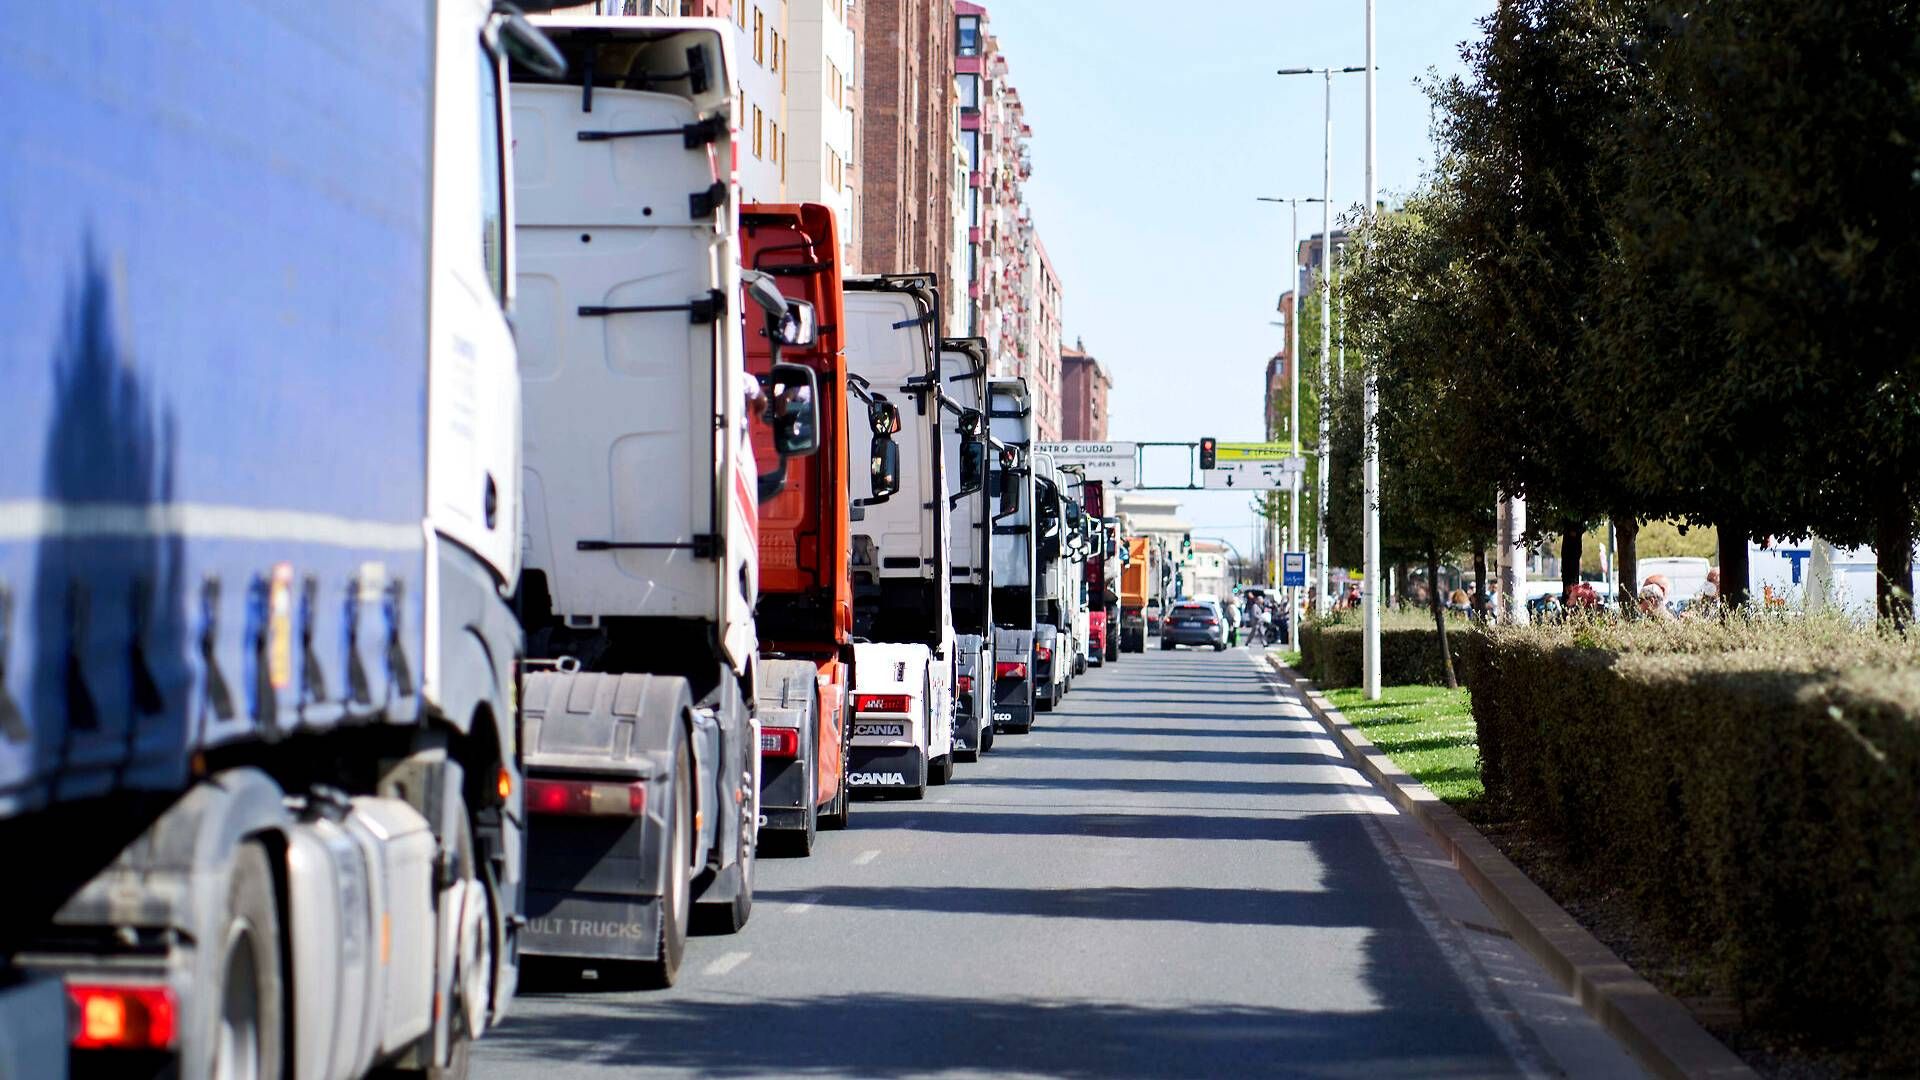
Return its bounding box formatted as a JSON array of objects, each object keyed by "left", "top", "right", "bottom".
[
  {"left": 735, "top": 1, "right": 745, "bottom": 27},
  {"left": 963, "top": 129, "right": 979, "bottom": 171},
  {"left": 770, "top": 31, "right": 779, "bottom": 73},
  {"left": 753, "top": 9, "right": 764, "bottom": 64},
  {"left": 752, "top": 104, "right": 763, "bottom": 158},
  {"left": 956, "top": 73, "right": 979, "bottom": 112},
  {"left": 956, "top": 15, "right": 981, "bottom": 57}
]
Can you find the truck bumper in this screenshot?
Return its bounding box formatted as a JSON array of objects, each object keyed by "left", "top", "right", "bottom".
[
  {"left": 522, "top": 891, "right": 663, "bottom": 962},
  {"left": 847, "top": 745, "right": 926, "bottom": 792},
  {"left": 952, "top": 696, "right": 986, "bottom": 752}
]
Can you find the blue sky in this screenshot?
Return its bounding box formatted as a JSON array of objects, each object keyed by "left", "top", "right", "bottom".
[{"left": 983, "top": 0, "right": 1495, "bottom": 563}]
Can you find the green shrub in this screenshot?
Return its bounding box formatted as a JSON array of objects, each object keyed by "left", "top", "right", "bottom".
[
  {"left": 1298, "top": 610, "right": 1472, "bottom": 688},
  {"left": 1459, "top": 614, "right": 1920, "bottom": 1056}
]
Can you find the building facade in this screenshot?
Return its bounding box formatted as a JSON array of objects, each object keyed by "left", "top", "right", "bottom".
[
  {"left": 1266, "top": 291, "right": 1294, "bottom": 443},
  {"left": 1025, "top": 233, "right": 1062, "bottom": 439},
  {"left": 1059, "top": 338, "right": 1112, "bottom": 442},
  {"left": 785, "top": 0, "right": 863, "bottom": 268},
  {"left": 859, "top": 0, "right": 955, "bottom": 278}
]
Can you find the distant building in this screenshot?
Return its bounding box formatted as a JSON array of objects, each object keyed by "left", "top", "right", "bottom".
[
  {"left": 785, "top": 0, "right": 863, "bottom": 270},
  {"left": 1266, "top": 292, "right": 1294, "bottom": 444},
  {"left": 1059, "top": 337, "right": 1112, "bottom": 442},
  {"left": 860, "top": 0, "right": 955, "bottom": 278}
]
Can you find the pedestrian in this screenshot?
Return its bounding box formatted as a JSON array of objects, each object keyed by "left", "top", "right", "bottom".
[
  {"left": 1638, "top": 577, "right": 1675, "bottom": 619},
  {"left": 1447, "top": 586, "right": 1470, "bottom": 614}
]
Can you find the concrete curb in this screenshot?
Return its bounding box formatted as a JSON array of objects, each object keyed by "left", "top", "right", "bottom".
[{"left": 1266, "top": 656, "right": 1754, "bottom": 1080}]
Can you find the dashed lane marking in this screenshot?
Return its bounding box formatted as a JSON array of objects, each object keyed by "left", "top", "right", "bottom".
[{"left": 701, "top": 951, "right": 751, "bottom": 976}]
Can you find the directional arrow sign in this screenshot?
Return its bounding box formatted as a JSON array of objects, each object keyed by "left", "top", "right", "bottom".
[
  {"left": 1032, "top": 441, "right": 1138, "bottom": 488},
  {"left": 1202, "top": 458, "right": 1305, "bottom": 490},
  {"left": 1214, "top": 442, "right": 1296, "bottom": 462}
]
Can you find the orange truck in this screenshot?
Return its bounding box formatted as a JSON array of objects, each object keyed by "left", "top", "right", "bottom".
[
  {"left": 1119, "top": 535, "right": 1153, "bottom": 652},
  {"left": 744, "top": 203, "right": 853, "bottom": 852}
]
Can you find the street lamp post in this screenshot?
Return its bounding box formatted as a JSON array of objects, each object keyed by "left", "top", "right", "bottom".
[
  {"left": 1362, "top": 0, "right": 1382, "bottom": 699},
  {"left": 1257, "top": 195, "right": 1323, "bottom": 649}
]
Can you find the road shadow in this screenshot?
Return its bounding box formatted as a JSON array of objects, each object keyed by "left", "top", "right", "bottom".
[
  {"left": 950, "top": 774, "right": 1373, "bottom": 799},
  {"left": 754, "top": 883, "right": 1370, "bottom": 928},
  {"left": 829, "top": 807, "right": 1334, "bottom": 844},
  {"left": 481, "top": 991, "right": 1519, "bottom": 1078},
  {"left": 999, "top": 744, "right": 1351, "bottom": 769}
]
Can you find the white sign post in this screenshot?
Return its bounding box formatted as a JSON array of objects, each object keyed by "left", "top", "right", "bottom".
[{"left": 1032, "top": 441, "right": 1138, "bottom": 488}]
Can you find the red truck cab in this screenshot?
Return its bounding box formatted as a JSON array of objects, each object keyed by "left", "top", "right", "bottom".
[{"left": 744, "top": 203, "right": 853, "bottom": 850}]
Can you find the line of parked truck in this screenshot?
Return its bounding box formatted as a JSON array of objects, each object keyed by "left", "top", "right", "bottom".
[{"left": 0, "top": 9, "right": 1157, "bottom": 1077}]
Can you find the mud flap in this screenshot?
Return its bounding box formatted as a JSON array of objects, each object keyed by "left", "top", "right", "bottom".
[{"left": 847, "top": 745, "right": 926, "bottom": 790}]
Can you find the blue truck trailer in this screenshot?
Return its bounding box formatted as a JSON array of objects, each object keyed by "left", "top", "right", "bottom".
[{"left": 0, "top": 5, "right": 562, "bottom": 1076}]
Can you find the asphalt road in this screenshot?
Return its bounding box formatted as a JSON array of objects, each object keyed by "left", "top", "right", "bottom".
[{"left": 475, "top": 646, "right": 1643, "bottom": 1079}]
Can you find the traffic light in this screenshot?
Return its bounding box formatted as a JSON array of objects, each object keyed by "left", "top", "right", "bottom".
[{"left": 1199, "top": 437, "right": 1217, "bottom": 470}]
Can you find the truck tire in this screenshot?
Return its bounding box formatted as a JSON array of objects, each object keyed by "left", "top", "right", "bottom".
[
  {"left": 1161, "top": 638, "right": 1175, "bottom": 651},
  {"left": 928, "top": 754, "right": 953, "bottom": 785},
  {"left": 211, "top": 841, "right": 285, "bottom": 1080},
  {"left": 643, "top": 743, "right": 693, "bottom": 988},
  {"left": 980, "top": 721, "right": 996, "bottom": 754}
]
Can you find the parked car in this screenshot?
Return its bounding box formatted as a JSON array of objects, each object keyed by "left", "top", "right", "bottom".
[{"left": 1160, "top": 599, "right": 1228, "bottom": 651}]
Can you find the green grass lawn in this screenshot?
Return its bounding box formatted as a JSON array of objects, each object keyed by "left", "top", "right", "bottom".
[
  {"left": 1277, "top": 649, "right": 1302, "bottom": 669},
  {"left": 1323, "top": 684, "right": 1484, "bottom": 805}
]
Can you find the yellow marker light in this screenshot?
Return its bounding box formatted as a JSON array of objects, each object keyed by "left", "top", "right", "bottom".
[
  {"left": 83, "top": 995, "right": 126, "bottom": 1044},
  {"left": 496, "top": 766, "right": 512, "bottom": 802}
]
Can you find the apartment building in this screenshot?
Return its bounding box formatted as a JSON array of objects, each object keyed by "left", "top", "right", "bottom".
[
  {"left": 956, "top": 0, "right": 1061, "bottom": 434},
  {"left": 785, "top": 0, "right": 863, "bottom": 268},
  {"left": 1060, "top": 338, "right": 1112, "bottom": 442},
  {"left": 859, "top": 0, "right": 955, "bottom": 280},
  {"left": 733, "top": 0, "right": 790, "bottom": 201}
]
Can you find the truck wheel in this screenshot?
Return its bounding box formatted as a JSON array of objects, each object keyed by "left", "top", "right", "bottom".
[
  {"left": 1161, "top": 639, "right": 1174, "bottom": 651},
  {"left": 981, "top": 722, "right": 996, "bottom": 754},
  {"left": 211, "top": 841, "right": 284, "bottom": 1080},
  {"left": 928, "top": 754, "right": 953, "bottom": 785},
  {"left": 643, "top": 744, "right": 693, "bottom": 988}
]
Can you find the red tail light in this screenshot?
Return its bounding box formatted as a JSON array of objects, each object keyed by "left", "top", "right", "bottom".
[
  {"left": 855, "top": 693, "right": 911, "bottom": 713},
  {"left": 68, "top": 984, "right": 177, "bottom": 1050},
  {"left": 955, "top": 675, "right": 973, "bottom": 693},
  {"left": 526, "top": 777, "right": 646, "bottom": 817},
  {"left": 1202, "top": 617, "right": 1218, "bottom": 626},
  {"left": 760, "top": 727, "right": 800, "bottom": 757},
  {"left": 1033, "top": 643, "right": 1052, "bottom": 662},
  {"left": 995, "top": 661, "right": 1027, "bottom": 681}
]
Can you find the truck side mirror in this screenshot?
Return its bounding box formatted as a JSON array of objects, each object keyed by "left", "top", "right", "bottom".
[
  {"left": 869, "top": 436, "right": 900, "bottom": 500},
  {"left": 868, "top": 399, "right": 901, "bottom": 436},
  {"left": 765, "top": 362, "right": 820, "bottom": 457},
  {"left": 779, "top": 300, "right": 818, "bottom": 347},
  {"left": 958, "top": 439, "right": 985, "bottom": 496}
]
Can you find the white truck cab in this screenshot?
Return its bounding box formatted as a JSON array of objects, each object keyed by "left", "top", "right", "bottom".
[
  {"left": 510, "top": 15, "right": 775, "bottom": 985},
  {"left": 844, "top": 276, "right": 956, "bottom": 797},
  {"left": 940, "top": 338, "right": 994, "bottom": 760},
  {"left": 988, "top": 377, "right": 1038, "bottom": 734}
]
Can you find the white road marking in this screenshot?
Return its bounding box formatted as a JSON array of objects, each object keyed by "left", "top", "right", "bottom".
[
  {"left": 785, "top": 892, "right": 823, "bottom": 915},
  {"left": 701, "top": 950, "right": 751, "bottom": 976},
  {"left": 852, "top": 849, "right": 881, "bottom": 865}
]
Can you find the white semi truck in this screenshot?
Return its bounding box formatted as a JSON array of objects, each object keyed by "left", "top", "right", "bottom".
[
  {"left": 1030, "top": 453, "right": 1070, "bottom": 712},
  {"left": 844, "top": 277, "right": 958, "bottom": 798},
  {"left": 0, "top": 6, "right": 563, "bottom": 1076},
  {"left": 940, "top": 339, "right": 996, "bottom": 761},
  {"left": 509, "top": 16, "right": 800, "bottom": 986},
  {"left": 988, "top": 378, "right": 1039, "bottom": 734}
]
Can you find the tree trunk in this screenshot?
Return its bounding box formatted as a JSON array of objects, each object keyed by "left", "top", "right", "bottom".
[
  {"left": 1875, "top": 491, "right": 1914, "bottom": 628},
  {"left": 1560, "top": 524, "right": 1582, "bottom": 603},
  {"left": 1718, "top": 522, "right": 1750, "bottom": 608},
  {"left": 1473, "top": 538, "right": 1489, "bottom": 615},
  {"left": 1427, "top": 539, "right": 1457, "bottom": 689},
  {"left": 1615, "top": 511, "right": 1639, "bottom": 617}
]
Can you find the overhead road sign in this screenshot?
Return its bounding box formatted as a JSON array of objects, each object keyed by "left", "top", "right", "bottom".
[
  {"left": 1215, "top": 442, "right": 1297, "bottom": 462},
  {"left": 1201, "top": 458, "right": 1305, "bottom": 490},
  {"left": 1032, "top": 441, "right": 1138, "bottom": 488}
]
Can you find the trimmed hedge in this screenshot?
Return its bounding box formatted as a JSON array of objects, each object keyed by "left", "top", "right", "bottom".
[
  {"left": 1298, "top": 612, "right": 1470, "bottom": 688},
  {"left": 1459, "top": 618, "right": 1920, "bottom": 1057}
]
